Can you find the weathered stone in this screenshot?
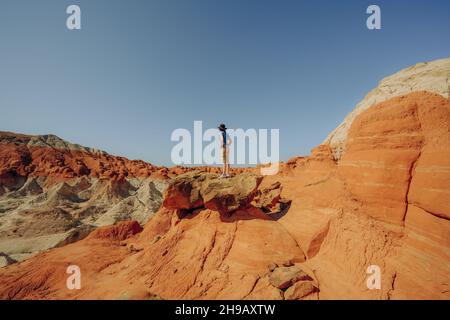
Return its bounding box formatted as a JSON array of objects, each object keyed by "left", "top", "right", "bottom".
[
  {"left": 252, "top": 182, "right": 292, "bottom": 215},
  {"left": 269, "top": 265, "right": 312, "bottom": 290},
  {"left": 0, "top": 252, "right": 16, "bottom": 268},
  {"left": 201, "top": 173, "right": 263, "bottom": 214},
  {"left": 284, "top": 281, "right": 317, "bottom": 300},
  {"left": 163, "top": 171, "right": 263, "bottom": 214},
  {"left": 162, "top": 171, "right": 207, "bottom": 210}
]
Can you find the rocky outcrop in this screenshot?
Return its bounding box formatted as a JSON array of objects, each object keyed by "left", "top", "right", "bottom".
[
  {"left": 0, "top": 171, "right": 310, "bottom": 299},
  {"left": 0, "top": 253, "right": 16, "bottom": 268},
  {"left": 163, "top": 171, "right": 263, "bottom": 214},
  {"left": 0, "top": 185, "right": 307, "bottom": 299},
  {"left": 338, "top": 91, "right": 450, "bottom": 224},
  {"left": 0, "top": 132, "right": 254, "bottom": 265},
  {"left": 284, "top": 281, "right": 317, "bottom": 300},
  {"left": 274, "top": 90, "right": 450, "bottom": 299},
  {"left": 324, "top": 58, "right": 450, "bottom": 160},
  {"left": 251, "top": 182, "right": 292, "bottom": 216},
  {"left": 268, "top": 265, "right": 312, "bottom": 290}
]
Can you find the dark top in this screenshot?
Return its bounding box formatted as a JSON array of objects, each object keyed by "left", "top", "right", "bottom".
[{"left": 221, "top": 130, "right": 227, "bottom": 147}]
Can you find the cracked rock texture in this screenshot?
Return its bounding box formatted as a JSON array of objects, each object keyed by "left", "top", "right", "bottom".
[{"left": 163, "top": 171, "right": 263, "bottom": 214}]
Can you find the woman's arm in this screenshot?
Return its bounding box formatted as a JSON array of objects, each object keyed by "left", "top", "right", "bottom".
[{"left": 227, "top": 134, "right": 232, "bottom": 146}]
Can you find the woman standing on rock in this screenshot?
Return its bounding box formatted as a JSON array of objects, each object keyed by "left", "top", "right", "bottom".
[{"left": 218, "top": 123, "right": 232, "bottom": 178}]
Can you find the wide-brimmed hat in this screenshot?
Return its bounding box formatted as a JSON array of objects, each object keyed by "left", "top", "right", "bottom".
[{"left": 218, "top": 123, "right": 227, "bottom": 131}]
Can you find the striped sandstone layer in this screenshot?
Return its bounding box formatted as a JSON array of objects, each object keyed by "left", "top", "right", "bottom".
[{"left": 325, "top": 58, "right": 450, "bottom": 160}]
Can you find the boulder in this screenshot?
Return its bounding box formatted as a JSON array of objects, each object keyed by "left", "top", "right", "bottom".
[
  {"left": 269, "top": 265, "right": 312, "bottom": 290},
  {"left": 162, "top": 171, "right": 208, "bottom": 210},
  {"left": 0, "top": 252, "right": 16, "bottom": 268},
  {"left": 284, "top": 281, "right": 317, "bottom": 300},
  {"left": 252, "top": 182, "right": 281, "bottom": 210},
  {"left": 201, "top": 173, "right": 263, "bottom": 214},
  {"left": 251, "top": 182, "right": 291, "bottom": 215},
  {"left": 163, "top": 171, "right": 263, "bottom": 214}
]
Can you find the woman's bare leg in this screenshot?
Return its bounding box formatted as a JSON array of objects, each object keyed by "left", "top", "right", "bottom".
[
  {"left": 221, "top": 147, "right": 227, "bottom": 176},
  {"left": 225, "top": 149, "right": 230, "bottom": 175}
]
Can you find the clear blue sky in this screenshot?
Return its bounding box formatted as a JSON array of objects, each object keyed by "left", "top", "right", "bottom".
[{"left": 1, "top": 0, "right": 449, "bottom": 166}]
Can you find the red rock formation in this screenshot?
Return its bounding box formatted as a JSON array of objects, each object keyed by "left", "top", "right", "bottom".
[
  {"left": 0, "top": 91, "right": 448, "bottom": 300},
  {"left": 87, "top": 221, "right": 143, "bottom": 242},
  {"left": 337, "top": 91, "right": 450, "bottom": 225},
  {"left": 0, "top": 132, "right": 168, "bottom": 182},
  {"left": 0, "top": 132, "right": 250, "bottom": 185},
  {"left": 274, "top": 91, "right": 450, "bottom": 299}
]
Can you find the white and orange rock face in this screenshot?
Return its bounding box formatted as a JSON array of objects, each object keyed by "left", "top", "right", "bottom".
[
  {"left": 0, "top": 58, "right": 449, "bottom": 300},
  {"left": 324, "top": 58, "right": 450, "bottom": 160},
  {"left": 249, "top": 91, "right": 449, "bottom": 300}
]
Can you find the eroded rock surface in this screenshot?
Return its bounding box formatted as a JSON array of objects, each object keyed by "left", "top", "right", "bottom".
[
  {"left": 324, "top": 58, "right": 450, "bottom": 160},
  {"left": 163, "top": 171, "right": 263, "bottom": 214},
  {"left": 0, "top": 133, "right": 170, "bottom": 264},
  {"left": 268, "top": 265, "right": 312, "bottom": 290}
]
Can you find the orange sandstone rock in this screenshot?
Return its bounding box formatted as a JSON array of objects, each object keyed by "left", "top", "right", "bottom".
[{"left": 0, "top": 90, "right": 449, "bottom": 300}]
